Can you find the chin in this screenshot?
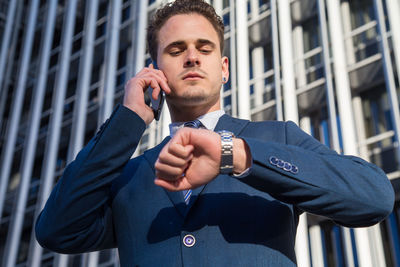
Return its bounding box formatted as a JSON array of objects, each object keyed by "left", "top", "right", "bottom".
[
  {"left": 167, "top": 94, "right": 207, "bottom": 106},
  {"left": 167, "top": 92, "right": 219, "bottom": 108}
]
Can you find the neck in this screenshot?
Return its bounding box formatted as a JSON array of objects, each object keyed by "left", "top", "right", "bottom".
[{"left": 167, "top": 101, "right": 221, "bottom": 122}]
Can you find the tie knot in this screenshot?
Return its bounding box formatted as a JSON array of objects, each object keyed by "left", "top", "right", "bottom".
[{"left": 183, "top": 120, "right": 203, "bottom": 129}]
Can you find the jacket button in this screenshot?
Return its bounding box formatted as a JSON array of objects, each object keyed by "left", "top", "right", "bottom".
[
  {"left": 291, "top": 165, "right": 299, "bottom": 174},
  {"left": 277, "top": 159, "right": 285, "bottom": 168},
  {"left": 269, "top": 156, "right": 278, "bottom": 165},
  {"left": 183, "top": 234, "right": 196, "bottom": 247},
  {"left": 283, "top": 162, "right": 292, "bottom": 171}
]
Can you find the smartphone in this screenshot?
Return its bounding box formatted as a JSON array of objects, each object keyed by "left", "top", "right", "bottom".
[{"left": 148, "top": 61, "right": 165, "bottom": 121}]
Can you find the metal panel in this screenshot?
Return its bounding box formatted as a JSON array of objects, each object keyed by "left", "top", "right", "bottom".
[
  {"left": 0, "top": 0, "right": 39, "bottom": 225},
  {"left": 5, "top": 0, "right": 58, "bottom": 266},
  {"left": 236, "top": 0, "right": 251, "bottom": 119},
  {"left": 98, "top": 0, "right": 122, "bottom": 122},
  {"left": 373, "top": 0, "right": 400, "bottom": 161},
  {"left": 270, "top": 0, "right": 283, "bottom": 121},
  {"left": 0, "top": 0, "right": 17, "bottom": 93}
]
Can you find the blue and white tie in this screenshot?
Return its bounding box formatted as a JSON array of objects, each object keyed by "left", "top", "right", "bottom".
[{"left": 182, "top": 119, "right": 203, "bottom": 204}]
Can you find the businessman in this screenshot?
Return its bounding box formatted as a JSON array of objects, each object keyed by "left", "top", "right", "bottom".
[{"left": 35, "top": 0, "right": 395, "bottom": 266}]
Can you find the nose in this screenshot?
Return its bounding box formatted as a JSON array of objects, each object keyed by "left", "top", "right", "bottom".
[{"left": 184, "top": 48, "right": 200, "bottom": 68}]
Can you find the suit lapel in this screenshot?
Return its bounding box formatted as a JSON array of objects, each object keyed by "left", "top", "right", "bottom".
[
  {"left": 143, "top": 137, "right": 186, "bottom": 217},
  {"left": 214, "top": 114, "right": 250, "bottom": 135}
]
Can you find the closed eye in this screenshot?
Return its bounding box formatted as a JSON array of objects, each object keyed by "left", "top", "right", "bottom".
[
  {"left": 169, "top": 49, "right": 183, "bottom": 56},
  {"left": 199, "top": 48, "right": 212, "bottom": 54}
]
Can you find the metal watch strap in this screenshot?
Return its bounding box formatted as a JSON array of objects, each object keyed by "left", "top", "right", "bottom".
[{"left": 217, "top": 130, "right": 234, "bottom": 174}]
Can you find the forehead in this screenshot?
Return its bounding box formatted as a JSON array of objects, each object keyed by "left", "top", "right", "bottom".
[{"left": 157, "top": 14, "right": 220, "bottom": 48}]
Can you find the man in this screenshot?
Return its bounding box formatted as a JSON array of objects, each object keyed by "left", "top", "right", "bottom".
[{"left": 35, "top": 0, "right": 394, "bottom": 266}]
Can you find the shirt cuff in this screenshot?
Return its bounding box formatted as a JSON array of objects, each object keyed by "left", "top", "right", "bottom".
[{"left": 232, "top": 167, "right": 251, "bottom": 178}]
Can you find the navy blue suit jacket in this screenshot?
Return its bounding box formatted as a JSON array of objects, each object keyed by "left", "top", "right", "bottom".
[{"left": 36, "top": 105, "right": 394, "bottom": 266}]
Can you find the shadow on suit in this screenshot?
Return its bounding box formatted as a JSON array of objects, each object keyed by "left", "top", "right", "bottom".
[{"left": 148, "top": 192, "right": 297, "bottom": 263}]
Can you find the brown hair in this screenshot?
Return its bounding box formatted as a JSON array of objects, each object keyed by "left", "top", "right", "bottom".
[{"left": 146, "top": 0, "right": 225, "bottom": 61}]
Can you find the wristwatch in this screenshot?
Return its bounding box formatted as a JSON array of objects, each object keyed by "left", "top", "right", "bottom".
[{"left": 217, "top": 130, "right": 234, "bottom": 174}]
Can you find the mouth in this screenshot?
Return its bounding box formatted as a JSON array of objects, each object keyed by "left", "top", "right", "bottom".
[{"left": 182, "top": 72, "right": 204, "bottom": 81}]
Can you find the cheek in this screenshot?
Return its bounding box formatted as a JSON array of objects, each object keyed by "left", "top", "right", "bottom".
[{"left": 209, "top": 69, "right": 222, "bottom": 84}]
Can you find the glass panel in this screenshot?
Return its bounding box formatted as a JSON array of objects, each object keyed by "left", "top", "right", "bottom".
[
  {"left": 303, "top": 17, "right": 321, "bottom": 53},
  {"left": 349, "top": 0, "right": 374, "bottom": 30},
  {"left": 361, "top": 86, "right": 394, "bottom": 138}
]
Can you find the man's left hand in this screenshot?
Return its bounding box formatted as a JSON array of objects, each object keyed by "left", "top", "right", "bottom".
[
  {"left": 154, "top": 128, "right": 220, "bottom": 191},
  {"left": 154, "top": 128, "right": 251, "bottom": 191}
]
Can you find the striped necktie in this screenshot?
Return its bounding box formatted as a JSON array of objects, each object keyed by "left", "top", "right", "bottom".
[
  {"left": 183, "top": 119, "right": 203, "bottom": 129},
  {"left": 182, "top": 119, "right": 203, "bottom": 204}
]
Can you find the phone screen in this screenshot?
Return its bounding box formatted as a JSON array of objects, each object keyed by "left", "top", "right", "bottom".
[{"left": 148, "top": 61, "right": 165, "bottom": 121}]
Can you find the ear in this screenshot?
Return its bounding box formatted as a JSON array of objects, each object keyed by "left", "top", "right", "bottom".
[{"left": 221, "top": 56, "right": 229, "bottom": 84}]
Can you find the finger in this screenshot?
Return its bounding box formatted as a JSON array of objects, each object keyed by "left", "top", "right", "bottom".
[
  {"left": 167, "top": 142, "right": 194, "bottom": 159},
  {"left": 144, "top": 66, "right": 171, "bottom": 94},
  {"left": 153, "top": 68, "right": 169, "bottom": 83},
  {"left": 147, "top": 79, "right": 162, "bottom": 100},
  {"left": 155, "top": 160, "right": 187, "bottom": 181},
  {"left": 152, "top": 76, "right": 171, "bottom": 97},
  {"left": 141, "top": 72, "right": 171, "bottom": 97},
  {"left": 158, "top": 151, "right": 191, "bottom": 168},
  {"left": 154, "top": 177, "right": 192, "bottom": 191}
]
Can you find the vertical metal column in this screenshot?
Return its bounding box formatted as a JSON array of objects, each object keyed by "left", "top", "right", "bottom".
[
  {"left": 325, "top": 0, "right": 357, "bottom": 155},
  {"left": 125, "top": 0, "right": 138, "bottom": 80},
  {"left": 352, "top": 96, "right": 369, "bottom": 160},
  {"left": 315, "top": 11, "right": 356, "bottom": 265},
  {"left": 251, "top": 46, "right": 265, "bottom": 107},
  {"left": 386, "top": 0, "right": 400, "bottom": 81},
  {"left": 67, "top": 0, "right": 99, "bottom": 161},
  {"left": 297, "top": 117, "right": 311, "bottom": 267},
  {"left": 340, "top": 2, "right": 356, "bottom": 66},
  {"left": 76, "top": 1, "right": 101, "bottom": 266},
  {"left": 302, "top": 118, "right": 325, "bottom": 267},
  {"left": 99, "top": 0, "right": 122, "bottom": 122},
  {"left": 235, "top": 0, "right": 251, "bottom": 120},
  {"left": 278, "top": 0, "right": 298, "bottom": 123},
  {"left": 229, "top": 0, "right": 238, "bottom": 117},
  {"left": 0, "top": 0, "right": 23, "bottom": 131},
  {"left": 326, "top": 1, "right": 376, "bottom": 267},
  {"left": 373, "top": 0, "right": 400, "bottom": 159},
  {"left": 0, "top": 0, "right": 39, "bottom": 223},
  {"left": 28, "top": 1, "right": 78, "bottom": 266},
  {"left": 0, "top": 0, "right": 17, "bottom": 93},
  {"left": 250, "top": 0, "right": 265, "bottom": 107},
  {"left": 292, "top": 25, "right": 306, "bottom": 88},
  {"left": 270, "top": 0, "right": 283, "bottom": 121},
  {"left": 133, "top": 0, "right": 148, "bottom": 75},
  {"left": 370, "top": 2, "right": 400, "bottom": 261},
  {"left": 278, "top": 2, "right": 308, "bottom": 265},
  {"left": 316, "top": 0, "right": 340, "bottom": 153},
  {"left": 213, "top": 0, "right": 223, "bottom": 109},
  {"left": 132, "top": 0, "right": 149, "bottom": 156},
  {"left": 51, "top": 1, "right": 98, "bottom": 267},
  {"left": 309, "top": 224, "right": 324, "bottom": 267},
  {"left": 5, "top": 0, "right": 58, "bottom": 266}
]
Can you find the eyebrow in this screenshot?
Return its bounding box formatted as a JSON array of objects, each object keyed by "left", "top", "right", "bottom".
[
  {"left": 164, "top": 39, "right": 216, "bottom": 51},
  {"left": 197, "top": 39, "right": 216, "bottom": 48}
]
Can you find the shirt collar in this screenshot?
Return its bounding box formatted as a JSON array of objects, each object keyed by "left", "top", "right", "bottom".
[{"left": 169, "top": 110, "right": 225, "bottom": 137}]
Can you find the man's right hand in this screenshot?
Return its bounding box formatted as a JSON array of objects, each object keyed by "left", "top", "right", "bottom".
[{"left": 123, "top": 64, "right": 171, "bottom": 125}]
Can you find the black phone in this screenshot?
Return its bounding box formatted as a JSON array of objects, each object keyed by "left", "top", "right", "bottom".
[{"left": 148, "top": 61, "right": 165, "bottom": 121}]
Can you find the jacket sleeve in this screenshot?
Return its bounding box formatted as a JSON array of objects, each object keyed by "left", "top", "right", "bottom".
[
  {"left": 237, "top": 121, "right": 395, "bottom": 227},
  {"left": 35, "top": 104, "right": 146, "bottom": 253}
]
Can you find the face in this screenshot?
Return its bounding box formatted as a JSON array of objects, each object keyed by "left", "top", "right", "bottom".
[{"left": 156, "top": 14, "right": 229, "bottom": 109}]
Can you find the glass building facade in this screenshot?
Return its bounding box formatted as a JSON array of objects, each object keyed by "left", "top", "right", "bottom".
[{"left": 0, "top": 0, "right": 399, "bottom": 266}]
